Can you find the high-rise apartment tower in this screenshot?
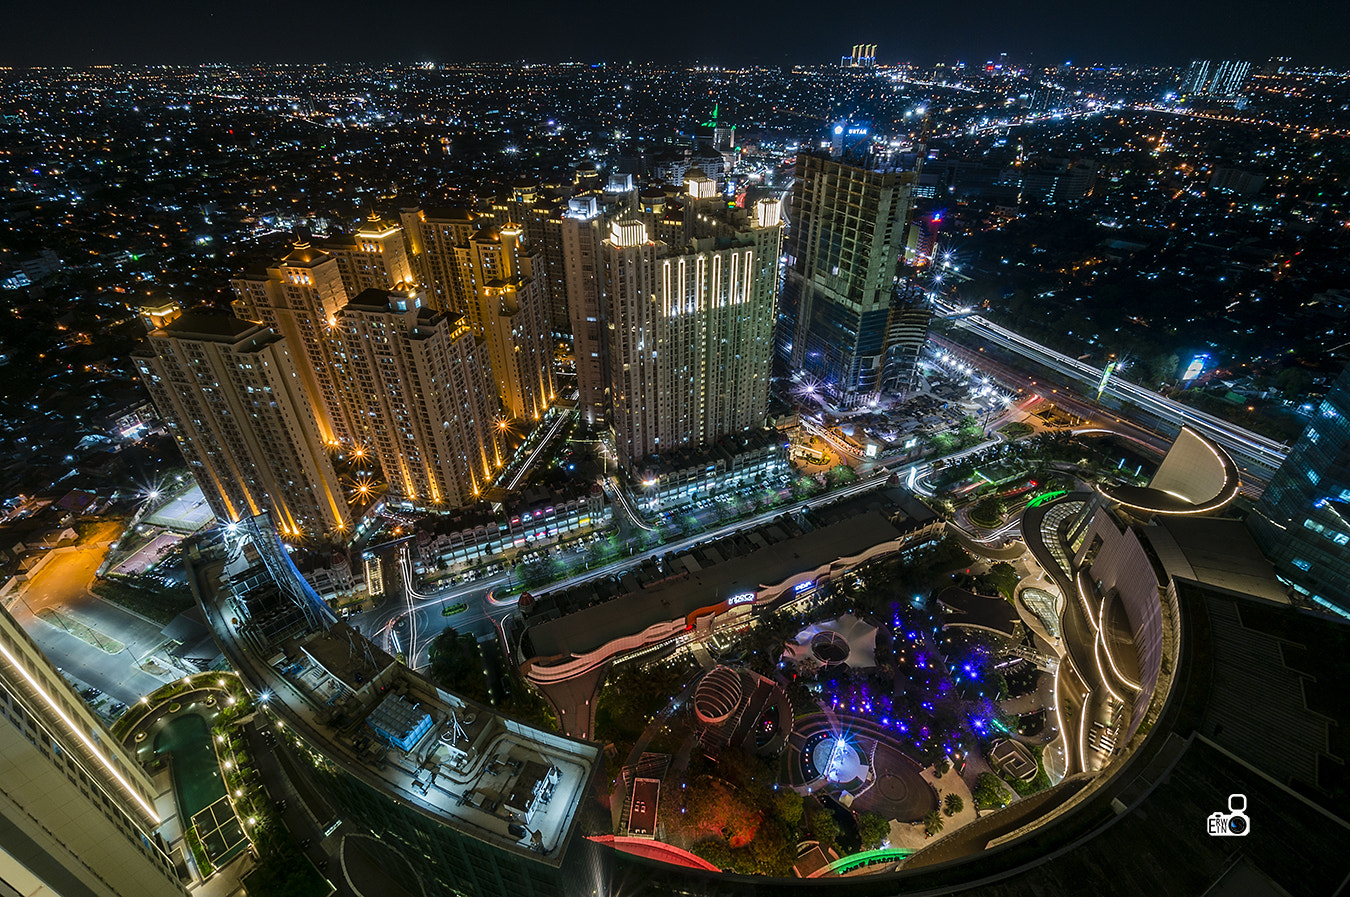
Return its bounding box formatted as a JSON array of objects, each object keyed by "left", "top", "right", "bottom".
[
  {"left": 335, "top": 289, "right": 502, "bottom": 505},
  {"left": 134, "top": 309, "right": 353, "bottom": 539},
  {"left": 780, "top": 152, "right": 916, "bottom": 401},
  {"left": 588, "top": 177, "right": 783, "bottom": 462}
]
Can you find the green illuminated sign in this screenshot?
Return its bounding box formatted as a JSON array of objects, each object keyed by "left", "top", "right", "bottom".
[
  {"left": 1026, "top": 489, "right": 1069, "bottom": 509},
  {"left": 1096, "top": 360, "right": 1117, "bottom": 400},
  {"left": 825, "top": 847, "right": 917, "bottom": 875}
]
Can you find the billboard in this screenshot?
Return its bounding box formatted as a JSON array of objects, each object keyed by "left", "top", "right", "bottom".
[{"left": 1181, "top": 355, "right": 1207, "bottom": 382}]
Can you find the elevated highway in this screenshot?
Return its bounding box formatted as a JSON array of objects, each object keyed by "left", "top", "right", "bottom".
[{"left": 934, "top": 300, "right": 1289, "bottom": 476}]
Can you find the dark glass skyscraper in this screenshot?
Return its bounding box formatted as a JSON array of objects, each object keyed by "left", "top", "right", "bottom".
[
  {"left": 1248, "top": 364, "right": 1350, "bottom": 618},
  {"left": 780, "top": 152, "right": 915, "bottom": 403}
]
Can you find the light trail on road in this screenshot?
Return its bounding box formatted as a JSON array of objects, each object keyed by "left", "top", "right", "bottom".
[
  {"left": 935, "top": 300, "right": 1290, "bottom": 471},
  {"left": 605, "top": 476, "right": 656, "bottom": 532},
  {"left": 502, "top": 406, "right": 574, "bottom": 492}
]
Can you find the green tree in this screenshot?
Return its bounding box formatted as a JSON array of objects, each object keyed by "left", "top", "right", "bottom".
[
  {"left": 923, "top": 810, "right": 945, "bottom": 837},
  {"left": 933, "top": 756, "right": 950, "bottom": 778},
  {"left": 748, "top": 816, "right": 795, "bottom": 876},
  {"left": 983, "top": 562, "right": 1020, "bottom": 599},
  {"left": 426, "top": 628, "right": 491, "bottom": 704},
  {"left": 1150, "top": 352, "right": 1181, "bottom": 386},
  {"left": 691, "top": 838, "right": 734, "bottom": 870},
  {"left": 969, "top": 496, "right": 1006, "bottom": 527},
  {"left": 1275, "top": 366, "right": 1314, "bottom": 399},
  {"left": 958, "top": 415, "right": 986, "bottom": 447},
  {"left": 930, "top": 432, "right": 959, "bottom": 455},
  {"left": 944, "top": 792, "right": 964, "bottom": 817},
  {"left": 827, "top": 464, "right": 858, "bottom": 487},
  {"left": 517, "top": 558, "right": 558, "bottom": 589},
  {"left": 805, "top": 803, "right": 840, "bottom": 850},
  {"left": 856, "top": 811, "right": 892, "bottom": 850},
  {"left": 793, "top": 475, "right": 822, "bottom": 499},
  {"left": 973, "top": 772, "right": 1010, "bottom": 810},
  {"left": 772, "top": 789, "right": 804, "bottom": 828}
]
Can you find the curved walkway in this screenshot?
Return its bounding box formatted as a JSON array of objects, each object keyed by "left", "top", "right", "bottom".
[{"left": 1021, "top": 495, "right": 1103, "bottom": 777}]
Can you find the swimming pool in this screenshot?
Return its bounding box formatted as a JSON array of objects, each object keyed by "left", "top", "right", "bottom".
[{"left": 153, "top": 713, "right": 227, "bottom": 828}]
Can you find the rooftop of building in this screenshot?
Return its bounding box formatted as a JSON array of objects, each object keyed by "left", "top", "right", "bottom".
[
  {"left": 1100, "top": 426, "right": 1240, "bottom": 515},
  {"left": 634, "top": 428, "right": 786, "bottom": 478},
  {"left": 522, "top": 511, "right": 903, "bottom": 659},
  {"left": 1140, "top": 516, "right": 1288, "bottom": 604},
  {"left": 796, "top": 149, "right": 919, "bottom": 179},
  {"left": 190, "top": 540, "right": 601, "bottom": 868},
  {"left": 807, "top": 483, "right": 939, "bottom": 532},
  {"left": 343, "top": 287, "right": 420, "bottom": 312},
  {"left": 935, "top": 588, "right": 1021, "bottom": 637},
  {"left": 292, "top": 620, "right": 394, "bottom": 694},
  {"left": 414, "top": 205, "right": 476, "bottom": 223},
  {"left": 277, "top": 240, "right": 332, "bottom": 266},
  {"left": 148, "top": 310, "right": 262, "bottom": 342}
]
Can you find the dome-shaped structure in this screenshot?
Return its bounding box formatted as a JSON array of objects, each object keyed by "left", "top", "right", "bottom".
[
  {"left": 810, "top": 630, "right": 851, "bottom": 666},
  {"left": 692, "top": 666, "right": 743, "bottom": 726}
]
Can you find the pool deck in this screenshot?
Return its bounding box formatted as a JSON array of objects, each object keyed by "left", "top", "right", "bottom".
[{"left": 123, "top": 688, "right": 259, "bottom": 891}]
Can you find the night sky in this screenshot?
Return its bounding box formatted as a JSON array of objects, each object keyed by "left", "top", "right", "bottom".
[{"left": 4, "top": 0, "right": 1350, "bottom": 67}]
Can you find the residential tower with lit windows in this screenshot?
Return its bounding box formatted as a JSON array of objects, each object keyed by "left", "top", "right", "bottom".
[
  {"left": 134, "top": 308, "right": 353, "bottom": 539},
  {"left": 780, "top": 151, "right": 916, "bottom": 402},
  {"left": 334, "top": 289, "right": 502, "bottom": 506},
  {"left": 586, "top": 175, "right": 783, "bottom": 463},
  {"left": 230, "top": 241, "right": 361, "bottom": 446}
]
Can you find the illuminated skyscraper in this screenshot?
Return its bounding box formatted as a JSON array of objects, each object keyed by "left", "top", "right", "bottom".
[
  {"left": 562, "top": 196, "right": 609, "bottom": 426},
  {"left": 135, "top": 310, "right": 353, "bottom": 539},
  {"left": 146, "top": 217, "right": 537, "bottom": 538},
  {"left": 1248, "top": 365, "right": 1350, "bottom": 618},
  {"left": 230, "top": 241, "right": 358, "bottom": 446},
  {"left": 780, "top": 152, "right": 916, "bottom": 402},
  {"left": 1179, "top": 59, "right": 1210, "bottom": 95},
  {"left": 0, "top": 606, "right": 184, "bottom": 897},
  {"left": 335, "top": 289, "right": 502, "bottom": 505},
  {"left": 399, "top": 206, "right": 477, "bottom": 313},
  {"left": 488, "top": 181, "right": 570, "bottom": 341},
  {"left": 1209, "top": 60, "right": 1252, "bottom": 97},
  {"left": 598, "top": 179, "right": 783, "bottom": 462},
  {"left": 1179, "top": 59, "right": 1251, "bottom": 97},
  {"left": 320, "top": 211, "right": 416, "bottom": 296},
  {"left": 460, "top": 226, "right": 556, "bottom": 422},
  {"left": 841, "top": 44, "right": 877, "bottom": 68},
  {"left": 401, "top": 209, "right": 556, "bottom": 422}
]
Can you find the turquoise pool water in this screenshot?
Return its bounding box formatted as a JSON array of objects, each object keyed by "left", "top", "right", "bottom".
[{"left": 154, "top": 713, "right": 227, "bottom": 824}]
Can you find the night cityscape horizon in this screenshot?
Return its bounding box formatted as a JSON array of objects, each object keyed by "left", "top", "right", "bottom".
[
  {"left": 0, "top": 44, "right": 1348, "bottom": 897},
  {"left": 6, "top": 0, "right": 1350, "bottom": 69}
]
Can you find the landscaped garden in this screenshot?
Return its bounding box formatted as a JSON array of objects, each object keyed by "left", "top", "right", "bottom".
[{"left": 587, "top": 532, "right": 1057, "bottom": 875}]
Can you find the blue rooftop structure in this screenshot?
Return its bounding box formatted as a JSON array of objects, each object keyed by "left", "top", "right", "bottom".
[{"left": 368, "top": 693, "right": 434, "bottom": 752}]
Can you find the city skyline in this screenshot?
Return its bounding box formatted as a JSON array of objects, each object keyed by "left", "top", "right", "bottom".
[{"left": 2, "top": 51, "right": 1349, "bottom": 897}]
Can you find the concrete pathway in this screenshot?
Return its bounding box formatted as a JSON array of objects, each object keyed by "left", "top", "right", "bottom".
[{"left": 886, "top": 761, "right": 978, "bottom": 850}]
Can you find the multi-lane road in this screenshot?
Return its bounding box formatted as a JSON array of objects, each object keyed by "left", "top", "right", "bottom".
[{"left": 934, "top": 300, "right": 1289, "bottom": 476}]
